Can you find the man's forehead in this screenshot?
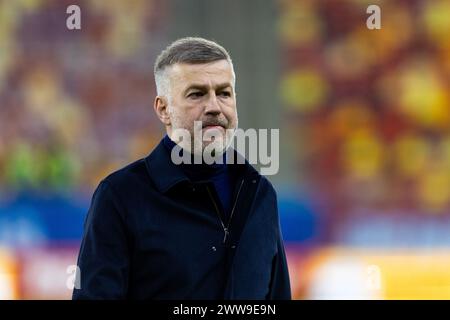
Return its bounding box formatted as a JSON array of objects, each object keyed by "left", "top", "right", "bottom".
[{"left": 168, "top": 60, "right": 235, "bottom": 84}]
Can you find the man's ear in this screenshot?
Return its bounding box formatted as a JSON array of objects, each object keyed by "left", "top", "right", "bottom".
[{"left": 154, "top": 96, "right": 171, "bottom": 126}]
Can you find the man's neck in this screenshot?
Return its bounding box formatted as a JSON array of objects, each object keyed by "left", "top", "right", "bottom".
[{"left": 162, "top": 134, "right": 227, "bottom": 179}]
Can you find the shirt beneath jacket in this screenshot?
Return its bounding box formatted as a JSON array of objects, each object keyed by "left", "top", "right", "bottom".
[
  {"left": 162, "top": 134, "right": 235, "bottom": 220},
  {"left": 72, "top": 137, "right": 291, "bottom": 300}
]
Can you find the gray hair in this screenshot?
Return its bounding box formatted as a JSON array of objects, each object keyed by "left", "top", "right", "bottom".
[{"left": 154, "top": 37, "right": 234, "bottom": 98}]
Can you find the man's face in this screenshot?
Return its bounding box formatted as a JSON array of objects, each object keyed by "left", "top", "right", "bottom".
[{"left": 164, "top": 60, "right": 238, "bottom": 155}]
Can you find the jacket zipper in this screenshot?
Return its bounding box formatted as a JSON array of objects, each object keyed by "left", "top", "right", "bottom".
[{"left": 206, "top": 179, "right": 245, "bottom": 244}]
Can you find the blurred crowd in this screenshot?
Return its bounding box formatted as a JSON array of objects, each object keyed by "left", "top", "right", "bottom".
[
  {"left": 0, "top": 0, "right": 167, "bottom": 194},
  {"left": 279, "top": 0, "right": 450, "bottom": 245}
]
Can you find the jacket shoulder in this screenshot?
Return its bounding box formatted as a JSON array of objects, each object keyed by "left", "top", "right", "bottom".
[
  {"left": 259, "top": 175, "right": 278, "bottom": 199},
  {"left": 101, "top": 157, "right": 151, "bottom": 191}
]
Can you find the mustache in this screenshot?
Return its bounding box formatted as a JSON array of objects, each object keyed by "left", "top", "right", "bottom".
[{"left": 201, "top": 118, "right": 228, "bottom": 128}]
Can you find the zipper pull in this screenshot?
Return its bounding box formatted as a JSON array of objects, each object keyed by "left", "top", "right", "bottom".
[{"left": 223, "top": 227, "right": 229, "bottom": 243}]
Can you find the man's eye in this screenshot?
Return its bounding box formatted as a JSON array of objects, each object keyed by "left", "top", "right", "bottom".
[
  {"left": 219, "top": 91, "right": 231, "bottom": 97},
  {"left": 188, "top": 92, "right": 204, "bottom": 98}
]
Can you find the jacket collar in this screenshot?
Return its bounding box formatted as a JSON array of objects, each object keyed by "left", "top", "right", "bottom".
[{"left": 144, "top": 137, "right": 260, "bottom": 193}]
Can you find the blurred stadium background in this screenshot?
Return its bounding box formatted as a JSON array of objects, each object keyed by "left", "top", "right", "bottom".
[{"left": 1, "top": 0, "right": 450, "bottom": 299}]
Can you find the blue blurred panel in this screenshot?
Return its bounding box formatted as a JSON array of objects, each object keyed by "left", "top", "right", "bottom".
[
  {"left": 0, "top": 192, "right": 88, "bottom": 247},
  {"left": 278, "top": 193, "right": 318, "bottom": 243}
]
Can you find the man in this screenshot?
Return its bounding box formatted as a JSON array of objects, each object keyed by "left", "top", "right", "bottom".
[{"left": 73, "top": 37, "right": 291, "bottom": 300}]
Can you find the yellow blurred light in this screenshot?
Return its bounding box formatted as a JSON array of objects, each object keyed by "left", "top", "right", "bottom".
[
  {"left": 398, "top": 61, "right": 450, "bottom": 130},
  {"left": 341, "top": 130, "right": 385, "bottom": 179},
  {"left": 0, "top": 248, "right": 18, "bottom": 300},
  {"left": 303, "top": 247, "right": 450, "bottom": 300},
  {"left": 423, "top": 0, "right": 450, "bottom": 50},
  {"left": 371, "top": 251, "right": 450, "bottom": 299},
  {"left": 106, "top": 13, "right": 145, "bottom": 58},
  {"left": 278, "top": 1, "right": 323, "bottom": 47},
  {"left": 392, "top": 134, "right": 430, "bottom": 178},
  {"left": 280, "top": 69, "right": 328, "bottom": 112},
  {"left": 23, "top": 67, "right": 59, "bottom": 113},
  {"left": 418, "top": 166, "right": 450, "bottom": 213}
]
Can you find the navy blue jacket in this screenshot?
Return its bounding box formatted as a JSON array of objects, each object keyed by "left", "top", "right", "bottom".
[{"left": 72, "top": 138, "right": 291, "bottom": 300}]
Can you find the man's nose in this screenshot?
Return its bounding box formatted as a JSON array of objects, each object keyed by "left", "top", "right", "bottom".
[{"left": 204, "top": 92, "right": 221, "bottom": 115}]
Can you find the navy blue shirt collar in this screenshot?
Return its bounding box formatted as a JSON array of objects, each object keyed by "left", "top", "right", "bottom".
[
  {"left": 145, "top": 135, "right": 257, "bottom": 193},
  {"left": 162, "top": 134, "right": 228, "bottom": 181}
]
